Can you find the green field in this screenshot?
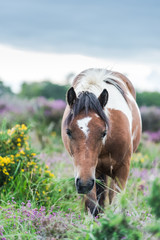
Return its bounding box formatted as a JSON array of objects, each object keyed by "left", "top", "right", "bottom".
[{"left": 0, "top": 122, "right": 160, "bottom": 240}]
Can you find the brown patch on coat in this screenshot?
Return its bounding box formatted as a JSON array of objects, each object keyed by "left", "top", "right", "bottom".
[{"left": 97, "top": 109, "right": 132, "bottom": 177}]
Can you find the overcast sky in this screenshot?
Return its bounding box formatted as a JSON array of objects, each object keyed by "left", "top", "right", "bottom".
[{"left": 0, "top": 0, "right": 160, "bottom": 92}]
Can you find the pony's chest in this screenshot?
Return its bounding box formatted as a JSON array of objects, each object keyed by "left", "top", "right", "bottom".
[
  {"left": 97, "top": 154, "right": 118, "bottom": 177},
  {"left": 97, "top": 128, "right": 132, "bottom": 175}
]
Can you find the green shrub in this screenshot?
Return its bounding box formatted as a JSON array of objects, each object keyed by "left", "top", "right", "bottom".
[
  {"left": 147, "top": 178, "right": 160, "bottom": 238},
  {"left": 0, "top": 124, "right": 61, "bottom": 207},
  {"left": 148, "top": 178, "right": 160, "bottom": 219},
  {"left": 88, "top": 210, "right": 142, "bottom": 240}
]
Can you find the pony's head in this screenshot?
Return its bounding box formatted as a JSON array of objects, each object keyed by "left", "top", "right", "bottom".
[{"left": 65, "top": 87, "right": 109, "bottom": 194}]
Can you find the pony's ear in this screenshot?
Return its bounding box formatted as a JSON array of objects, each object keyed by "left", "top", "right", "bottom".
[
  {"left": 98, "top": 89, "right": 108, "bottom": 108},
  {"left": 67, "top": 87, "right": 77, "bottom": 107}
]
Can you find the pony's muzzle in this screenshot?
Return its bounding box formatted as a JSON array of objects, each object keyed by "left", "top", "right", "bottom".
[{"left": 76, "top": 178, "right": 95, "bottom": 194}]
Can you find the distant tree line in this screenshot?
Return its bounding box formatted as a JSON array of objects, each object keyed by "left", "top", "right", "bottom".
[
  {"left": 19, "top": 81, "right": 68, "bottom": 100},
  {"left": 0, "top": 81, "right": 13, "bottom": 96},
  {"left": 136, "top": 91, "right": 160, "bottom": 107},
  {"left": 0, "top": 80, "right": 160, "bottom": 106}
]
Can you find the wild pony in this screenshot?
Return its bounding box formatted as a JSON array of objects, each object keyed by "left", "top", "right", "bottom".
[{"left": 61, "top": 68, "right": 141, "bottom": 216}]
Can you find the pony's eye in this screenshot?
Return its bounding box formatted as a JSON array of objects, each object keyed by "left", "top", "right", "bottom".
[
  {"left": 66, "top": 129, "right": 72, "bottom": 138},
  {"left": 101, "top": 130, "right": 107, "bottom": 138}
]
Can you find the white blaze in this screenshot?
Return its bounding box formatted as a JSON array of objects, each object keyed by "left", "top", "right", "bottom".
[{"left": 77, "top": 117, "right": 92, "bottom": 137}]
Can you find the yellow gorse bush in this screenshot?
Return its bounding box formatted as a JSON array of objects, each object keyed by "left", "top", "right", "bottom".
[
  {"left": 0, "top": 123, "right": 62, "bottom": 206},
  {"left": 0, "top": 124, "right": 55, "bottom": 189},
  {"left": 0, "top": 124, "right": 31, "bottom": 185}
]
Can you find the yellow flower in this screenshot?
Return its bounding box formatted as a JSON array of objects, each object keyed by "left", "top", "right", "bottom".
[
  {"left": 45, "top": 165, "right": 49, "bottom": 169},
  {"left": 49, "top": 173, "right": 55, "bottom": 178},
  {"left": 21, "top": 169, "right": 24, "bottom": 172},
  {"left": 24, "top": 136, "right": 29, "bottom": 141},
  {"left": 27, "top": 160, "right": 36, "bottom": 167},
  {"left": 17, "top": 143, "right": 21, "bottom": 147},
  {"left": 31, "top": 161, "right": 36, "bottom": 165},
  {"left": 42, "top": 191, "right": 45, "bottom": 195},
  {"left": 20, "top": 150, "right": 25, "bottom": 155},
  {"left": 3, "top": 167, "right": 9, "bottom": 175},
  {"left": 11, "top": 130, "right": 15, "bottom": 135},
  {"left": 22, "top": 124, "right": 27, "bottom": 129},
  {"left": 141, "top": 158, "right": 144, "bottom": 163},
  {"left": 7, "top": 129, "right": 11, "bottom": 135},
  {"left": 25, "top": 141, "right": 29, "bottom": 146},
  {"left": 31, "top": 153, "right": 36, "bottom": 156},
  {"left": 58, "top": 189, "right": 61, "bottom": 192},
  {"left": 17, "top": 138, "right": 21, "bottom": 142},
  {"left": 51, "top": 131, "right": 56, "bottom": 137}
]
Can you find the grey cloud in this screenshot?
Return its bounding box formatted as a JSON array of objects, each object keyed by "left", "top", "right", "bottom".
[{"left": 0, "top": 0, "right": 160, "bottom": 60}]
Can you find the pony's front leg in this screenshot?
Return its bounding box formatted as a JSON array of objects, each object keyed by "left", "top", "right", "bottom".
[
  {"left": 114, "top": 160, "right": 130, "bottom": 192},
  {"left": 96, "top": 174, "right": 107, "bottom": 212},
  {"left": 85, "top": 184, "right": 99, "bottom": 217}
]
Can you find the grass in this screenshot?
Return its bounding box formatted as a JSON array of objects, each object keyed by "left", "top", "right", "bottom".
[{"left": 0, "top": 125, "right": 160, "bottom": 239}]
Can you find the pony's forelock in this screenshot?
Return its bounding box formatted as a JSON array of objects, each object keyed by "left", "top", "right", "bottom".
[{"left": 65, "top": 91, "right": 109, "bottom": 127}]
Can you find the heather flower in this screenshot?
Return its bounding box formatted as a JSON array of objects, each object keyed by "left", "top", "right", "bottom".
[
  {"left": 49, "top": 99, "right": 66, "bottom": 110},
  {"left": 146, "top": 130, "right": 160, "bottom": 143}
]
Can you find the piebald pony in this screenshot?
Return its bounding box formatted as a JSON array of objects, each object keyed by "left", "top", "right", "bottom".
[{"left": 61, "top": 68, "right": 141, "bottom": 216}]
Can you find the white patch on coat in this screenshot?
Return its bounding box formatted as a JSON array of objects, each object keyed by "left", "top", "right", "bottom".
[
  {"left": 131, "top": 126, "right": 138, "bottom": 153},
  {"left": 106, "top": 84, "right": 132, "bottom": 132},
  {"left": 102, "top": 132, "right": 107, "bottom": 145},
  {"left": 127, "top": 92, "right": 142, "bottom": 128},
  {"left": 74, "top": 165, "right": 81, "bottom": 179},
  {"left": 94, "top": 113, "right": 100, "bottom": 118},
  {"left": 77, "top": 116, "right": 92, "bottom": 137},
  {"left": 135, "top": 102, "right": 142, "bottom": 129},
  {"left": 74, "top": 68, "right": 133, "bottom": 132},
  {"left": 126, "top": 92, "right": 135, "bottom": 102},
  {"left": 132, "top": 126, "right": 138, "bottom": 142}
]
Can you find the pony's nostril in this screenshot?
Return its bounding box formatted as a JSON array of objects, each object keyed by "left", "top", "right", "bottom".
[
  {"left": 76, "top": 178, "right": 95, "bottom": 194},
  {"left": 76, "top": 178, "right": 80, "bottom": 187},
  {"left": 91, "top": 179, "right": 95, "bottom": 187}
]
